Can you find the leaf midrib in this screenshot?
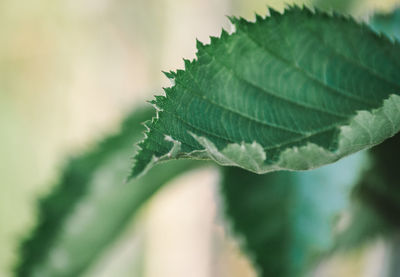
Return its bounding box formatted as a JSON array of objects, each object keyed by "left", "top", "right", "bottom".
[{"left": 199, "top": 45, "right": 349, "bottom": 121}]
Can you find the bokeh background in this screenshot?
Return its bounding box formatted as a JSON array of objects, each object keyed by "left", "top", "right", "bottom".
[{"left": 1, "top": 0, "right": 400, "bottom": 276}]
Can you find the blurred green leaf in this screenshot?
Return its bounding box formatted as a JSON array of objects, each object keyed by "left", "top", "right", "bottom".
[
  {"left": 331, "top": 134, "right": 400, "bottom": 261},
  {"left": 332, "top": 201, "right": 392, "bottom": 252},
  {"left": 353, "top": 133, "right": 400, "bottom": 228},
  {"left": 16, "top": 106, "right": 206, "bottom": 277},
  {"left": 131, "top": 7, "right": 400, "bottom": 179},
  {"left": 220, "top": 153, "right": 366, "bottom": 277}
]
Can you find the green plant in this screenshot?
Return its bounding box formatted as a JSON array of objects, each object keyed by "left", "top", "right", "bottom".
[{"left": 17, "top": 5, "right": 400, "bottom": 277}]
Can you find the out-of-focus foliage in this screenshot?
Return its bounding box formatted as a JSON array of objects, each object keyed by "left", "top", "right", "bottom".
[
  {"left": 354, "top": 133, "right": 400, "bottom": 229},
  {"left": 16, "top": 107, "right": 206, "bottom": 277},
  {"left": 221, "top": 153, "right": 366, "bottom": 277},
  {"left": 333, "top": 202, "right": 391, "bottom": 252},
  {"left": 330, "top": 135, "right": 400, "bottom": 277},
  {"left": 0, "top": 1, "right": 167, "bottom": 275},
  {"left": 2, "top": 1, "right": 400, "bottom": 277}
]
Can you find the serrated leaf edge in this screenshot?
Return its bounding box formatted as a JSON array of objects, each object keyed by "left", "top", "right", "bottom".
[{"left": 130, "top": 6, "right": 400, "bottom": 179}]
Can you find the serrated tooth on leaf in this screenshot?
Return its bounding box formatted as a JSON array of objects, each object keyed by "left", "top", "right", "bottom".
[
  {"left": 162, "top": 76, "right": 175, "bottom": 88},
  {"left": 162, "top": 70, "right": 174, "bottom": 79},
  {"left": 227, "top": 20, "right": 236, "bottom": 34},
  {"left": 147, "top": 99, "right": 163, "bottom": 114},
  {"left": 163, "top": 87, "right": 173, "bottom": 97},
  {"left": 268, "top": 7, "right": 283, "bottom": 17},
  {"left": 142, "top": 121, "right": 151, "bottom": 132},
  {"left": 220, "top": 28, "right": 229, "bottom": 38},
  {"left": 303, "top": 2, "right": 316, "bottom": 13},
  {"left": 153, "top": 95, "right": 166, "bottom": 106},
  {"left": 196, "top": 38, "right": 204, "bottom": 50},
  {"left": 210, "top": 35, "right": 219, "bottom": 44},
  {"left": 183, "top": 58, "right": 191, "bottom": 69},
  {"left": 149, "top": 101, "right": 162, "bottom": 112},
  {"left": 255, "top": 13, "right": 263, "bottom": 22},
  {"left": 227, "top": 15, "right": 239, "bottom": 25}
]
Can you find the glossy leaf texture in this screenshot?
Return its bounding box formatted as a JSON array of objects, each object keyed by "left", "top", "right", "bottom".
[
  {"left": 16, "top": 107, "right": 205, "bottom": 277},
  {"left": 220, "top": 153, "right": 366, "bottom": 277},
  {"left": 131, "top": 7, "right": 400, "bottom": 178}
]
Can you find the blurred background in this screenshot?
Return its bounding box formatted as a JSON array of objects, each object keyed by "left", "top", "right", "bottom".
[{"left": 1, "top": 0, "right": 399, "bottom": 276}]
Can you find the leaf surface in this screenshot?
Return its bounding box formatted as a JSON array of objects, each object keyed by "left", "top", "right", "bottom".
[
  {"left": 333, "top": 10, "right": 400, "bottom": 251},
  {"left": 220, "top": 153, "right": 366, "bottom": 277},
  {"left": 17, "top": 107, "right": 205, "bottom": 277},
  {"left": 131, "top": 7, "right": 400, "bottom": 178},
  {"left": 370, "top": 8, "right": 400, "bottom": 41}
]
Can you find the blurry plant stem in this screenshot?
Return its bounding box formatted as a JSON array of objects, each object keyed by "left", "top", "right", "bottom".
[{"left": 386, "top": 235, "right": 400, "bottom": 277}]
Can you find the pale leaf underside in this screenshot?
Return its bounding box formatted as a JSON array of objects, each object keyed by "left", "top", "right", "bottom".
[{"left": 131, "top": 7, "right": 400, "bottom": 178}]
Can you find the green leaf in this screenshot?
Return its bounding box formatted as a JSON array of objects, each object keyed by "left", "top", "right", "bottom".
[
  {"left": 332, "top": 201, "right": 391, "bottom": 252},
  {"left": 333, "top": 10, "right": 400, "bottom": 251},
  {"left": 370, "top": 8, "right": 400, "bottom": 41},
  {"left": 332, "top": 133, "right": 400, "bottom": 253},
  {"left": 353, "top": 132, "right": 400, "bottom": 227},
  {"left": 220, "top": 152, "right": 366, "bottom": 277},
  {"left": 312, "top": 0, "right": 355, "bottom": 13},
  {"left": 131, "top": 7, "right": 400, "bottom": 178},
  {"left": 16, "top": 107, "right": 205, "bottom": 277}
]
